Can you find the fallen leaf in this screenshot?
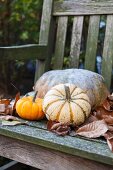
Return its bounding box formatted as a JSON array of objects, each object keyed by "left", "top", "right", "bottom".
[
  {"left": 102, "top": 99, "right": 111, "bottom": 110},
  {"left": 47, "top": 120, "right": 58, "bottom": 130},
  {"left": 13, "top": 92, "right": 20, "bottom": 111},
  {"left": 0, "top": 104, "right": 5, "bottom": 112},
  {"left": 0, "top": 115, "right": 28, "bottom": 126},
  {"left": 51, "top": 122, "right": 65, "bottom": 130},
  {"left": 102, "top": 115, "right": 113, "bottom": 125},
  {"left": 94, "top": 107, "right": 113, "bottom": 119},
  {"left": 47, "top": 120, "right": 71, "bottom": 136},
  {"left": 107, "top": 138, "right": 113, "bottom": 151},
  {"left": 0, "top": 99, "right": 11, "bottom": 106},
  {"left": 1, "top": 120, "right": 27, "bottom": 126},
  {"left": 0, "top": 115, "right": 19, "bottom": 121},
  {"left": 104, "top": 132, "right": 113, "bottom": 151},
  {"left": 76, "top": 120, "right": 108, "bottom": 138}
]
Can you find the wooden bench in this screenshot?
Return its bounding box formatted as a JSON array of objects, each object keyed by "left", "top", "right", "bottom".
[{"left": 0, "top": 0, "right": 113, "bottom": 169}]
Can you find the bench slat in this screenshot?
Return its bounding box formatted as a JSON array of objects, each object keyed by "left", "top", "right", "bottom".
[
  {"left": 53, "top": 0, "right": 113, "bottom": 16},
  {"left": 70, "top": 16, "right": 83, "bottom": 68},
  {"left": 0, "top": 124, "right": 113, "bottom": 166},
  {"left": 0, "top": 44, "right": 47, "bottom": 60},
  {"left": 102, "top": 15, "right": 113, "bottom": 89},
  {"left": 53, "top": 16, "right": 68, "bottom": 69},
  {"left": 0, "top": 135, "right": 113, "bottom": 170},
  {"left": 35, "top": 0, "right": 54, "bottom": 81},
  {"left": 85, "top": 15, "right": 100, "bottom": 71}
]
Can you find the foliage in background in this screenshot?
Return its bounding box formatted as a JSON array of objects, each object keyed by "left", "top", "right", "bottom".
[
  {"left": 0, "top": 0, "right": 43, "bottom": 45},
  {"left": 0, "top": 0, "right": 43, "bottom": 95}
]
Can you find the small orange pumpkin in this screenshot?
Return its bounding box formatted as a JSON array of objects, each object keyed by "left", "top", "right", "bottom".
[{"left": 16, "top": 92, "right": 45, "bottom": 120}]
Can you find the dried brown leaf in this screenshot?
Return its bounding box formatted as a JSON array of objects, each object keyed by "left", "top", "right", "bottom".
[
  {"left": 94, "top": 107, "right": 113, "bottom": 119},
  {"left": 13, "top": 92, "right": 20, "bottom": 111},
  {"left": 1, "top": 120, "right": 27, "bottom": 126},
  {"left": 0, "top": 115, "right": 19, "bottom": 121},
  {"left": 47, "top": 120, "right": 71, "bottom": 136},
  {"left": 76, "top": 120, "right": 108, "bottom": 138},
  {"left": 104, "top": 132, "right": 113, "bottom": 151},
  {"left": 102, "top": 100, "right": 111, "bottom": 110},
  {"left": 0, "top": 99, "right": 11, "bottom": 106},
  {"left": 108, "top": 126, "right": 113, "bottom": 132},
  {"left": 0, "top": 115, "right": 28, "bottom": 126},
  {"left": 102, "top": 115, "right": 113, "bottom": 125},
  {"left": 107, "top": 138, "right": 113, "bottom": 151},
  {"left": 0, "top": 104, "right": 5, "bottom": 113},
  {"left": 47, "top": 120, "right": 58, "bottom": 130},
  {"left": 51, "top": 122, "right": 66, "bottom": 130}
]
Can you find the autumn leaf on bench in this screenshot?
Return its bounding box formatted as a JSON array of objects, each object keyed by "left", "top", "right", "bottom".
[
  {"left": 0, "top": 92, "right": 20, "bottom": 116},
  {"left": 94, "top": 95, "right": 113, "bottom": 125},
  {"left": 0, "top": 99, "right": 13, "bottom": 115},
  {"left": 0, "top": 115, "right": 27, "bottom": 126},
  {"left": 47, "top": 120, "right": 71, "bottom": 136},
  {"left": 76, "top": 120, "right": 108, "bottom": 138}
]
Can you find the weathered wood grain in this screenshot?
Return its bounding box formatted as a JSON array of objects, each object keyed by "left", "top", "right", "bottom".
[
  {"left": 35, "top": 0, "right": 54, "bottom": 81},
  {"left": 70, "top": 16, "right": 83, "bottom": 68},
  {"left": 0, "top": 44, "right": 47, "bottom": 60},
  {"left": 85, "top": 15, "right": 100, "bottom": 71},
  {"left": 0, "top": 135, "right": 113, "bottom": 170},
  {"left": 53, "top": 0, "right": 113, "bottom": 16},
  {"left": 53, "top": 16, "right": 68, "bottom": 69},
  {"left": 0, "top": 124, "right": 113, "bottom": 166},
  {"left": 101, "top": 15, "right": 113, "bottom": 89},
  {"left": 39, "top": 0, "right": 53, "bottom": 45}
]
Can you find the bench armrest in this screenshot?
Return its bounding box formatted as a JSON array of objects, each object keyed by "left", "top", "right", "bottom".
[{"left": 0, "top": 44, "right": 47, "bottom": 60}]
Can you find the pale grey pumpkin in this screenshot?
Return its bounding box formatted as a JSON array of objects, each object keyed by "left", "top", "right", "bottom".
[
  {"left": 43, "top": 84, "right": 91, "bottom": 125},
  {"left": 34, "top": 69, "right": 109, "bottom": 108}
]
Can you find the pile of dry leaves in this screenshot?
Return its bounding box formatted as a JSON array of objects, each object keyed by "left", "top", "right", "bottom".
[
  {"left": 0, "top": 92, "right": 25, "bottom": 125},
  {"left": 47, "top": 94, "right": 113, "bottom": 152},
  {"left": 1, "top": 93, "right": 113, "bottom": 152}
]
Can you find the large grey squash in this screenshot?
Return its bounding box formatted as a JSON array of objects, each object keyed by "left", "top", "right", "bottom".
[{"left": 34, "top": 69, "right": 109, "bottom": 108}]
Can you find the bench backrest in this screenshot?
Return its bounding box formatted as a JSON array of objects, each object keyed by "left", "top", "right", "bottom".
[
  {"left": 50, "top": 0, "right": 113, "bottom": 90},
  {"left": 0, "top": 0, "right": 113, "bottom": 90}
]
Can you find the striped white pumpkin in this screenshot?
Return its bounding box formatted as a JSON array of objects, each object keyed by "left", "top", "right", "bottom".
[{"left": 43, "top": 84, "right": 91, "bottom": 125}]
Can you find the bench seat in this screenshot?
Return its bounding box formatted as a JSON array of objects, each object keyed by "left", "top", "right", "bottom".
[{"left": 0, "top": 120, "right": 113, "bottom": 169}]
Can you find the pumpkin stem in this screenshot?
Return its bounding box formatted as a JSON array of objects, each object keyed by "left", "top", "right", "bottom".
[
  {"left": 33, "top": 91, "right": 38, "bottom": 102},
  {"left": 64, "top": 85, "right": 71, "bottom": 101}
]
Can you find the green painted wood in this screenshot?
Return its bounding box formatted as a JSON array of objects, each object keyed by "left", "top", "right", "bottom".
[
  {"left": 0, "top": 44, "right": 47, "bottom": 60},
  {"left": 85, "top": 15, "right": 100, "bottom": 71},
  {"left": 101, "top": 15, "right": 113, "bottom": 89},
  {"left": 53, "top": 0, "right": 113, "bottom": 16},
  {"left": 70, "top": 16, "right": 83, "bottom": 68},
  {"left": 26, "top": 120, "right": 47, "bottom": 129},
  {"left": 34, "top": 0, "right": 54, "bottom": 82},
  {"left": 19, "top": 120, "right": 107, "bottom": 145},
  {"left": 0, "top": 124, "right": 113, "bottom": 166},
  {"left": 0, "top": 118, "right": 105, "bottom": 144},
  {"left": 53, "top": 16, "right": 68, "bottom": 69}
]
